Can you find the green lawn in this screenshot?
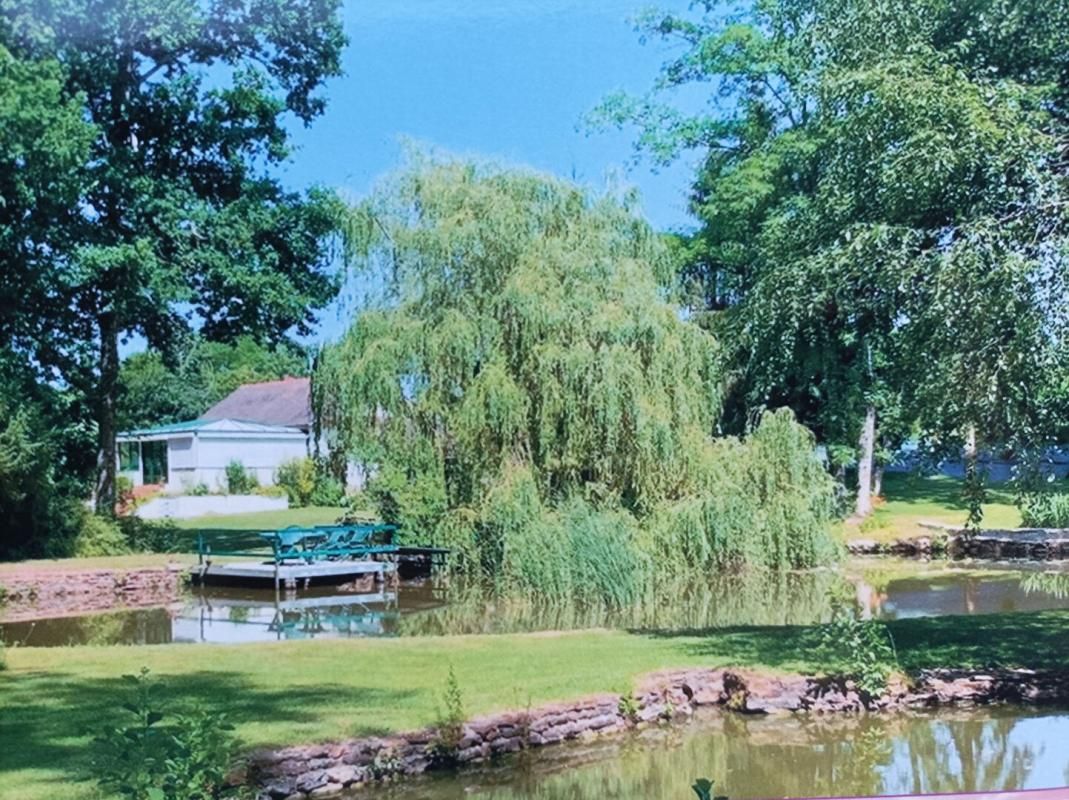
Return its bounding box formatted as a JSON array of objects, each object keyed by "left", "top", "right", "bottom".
[
  {"left": 0, "top": 507, "right": 348, "bottom": 575},
  {"left": 169, "top": 505, "right": 347, "bottom": 551},
  {"left": 3, "top": 611, "right": 1068, "bottom": 800},
  {"left": 843, "top": 473, "right": 1022, "bottom": 543}
]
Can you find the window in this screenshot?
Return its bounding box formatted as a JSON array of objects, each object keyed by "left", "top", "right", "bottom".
[{"left": 119, "top": 441, "right": 140, "bottom": 472}]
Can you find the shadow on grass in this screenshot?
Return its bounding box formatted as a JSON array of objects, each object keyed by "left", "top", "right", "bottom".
[
  {"left": 0, "top": 669, "right": 416, "bottom": 788},
  {"left": 880, "top": 473, "right": 1016, "bottom": 512},
  {"left": 636, "top": 610, "right": 1069, "bottom": 674}
]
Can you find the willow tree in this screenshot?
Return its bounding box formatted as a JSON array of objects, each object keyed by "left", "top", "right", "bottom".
[
  {"left": 315, "top": 158, "right": 719, "bottom": 587},
  {"left": 317, "top": 158, "right": 839, "bottom": 596}
]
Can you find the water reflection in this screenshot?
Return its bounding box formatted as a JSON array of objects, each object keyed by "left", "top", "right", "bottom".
[
  {"left": 356, "top": 710, "right": 1067, "bottom": 800},
  {"left": 4, "top": 561, "right": 1069, "bottom": 647}
]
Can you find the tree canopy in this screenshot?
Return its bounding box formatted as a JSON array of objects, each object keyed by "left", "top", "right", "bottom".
[
  {"left": 595, "top": 0, "right": 1069, "bottom": 511},
  {"left": 316, "top": 157, "right": 839, "bottom": 597},
  {"left": 0, "top": 0, "right": 347, "bottom": 514},
  {"left": 118, "top": 336, "right": 308, "bottom": 430}
]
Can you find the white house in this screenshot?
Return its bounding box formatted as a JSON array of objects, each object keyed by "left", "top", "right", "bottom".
[{"left": 117, "top": 418, "right": 309, "bottom": 492}]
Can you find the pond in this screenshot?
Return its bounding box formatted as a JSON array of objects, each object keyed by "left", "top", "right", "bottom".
[
  {"left": 3, "top": 560, "right": 1069, "bottom": 647},
  {"left": 350, "top": 708, "right": 1069, "bottom": 799}
]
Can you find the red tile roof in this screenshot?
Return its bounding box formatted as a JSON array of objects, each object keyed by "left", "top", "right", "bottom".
[{"left": 200, "top": 376, "right": 312, "bottom": 430}]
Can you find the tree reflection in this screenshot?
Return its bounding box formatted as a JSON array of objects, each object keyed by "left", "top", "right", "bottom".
[{"left": 368, "top": 711, "right": 1058, "bottom": 800}]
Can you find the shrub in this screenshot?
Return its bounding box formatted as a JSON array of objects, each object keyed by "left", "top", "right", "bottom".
[
  {"left": 309, "top": 474, "right": 345, "bottom": 507},
  {"left": 118, "top": 517, "right": 180, "bottom": 554},
  {"left": 820, "top": 603, "right": 898, "bottom": 702},
  {"left": 188, "top": 482, "right": 211, "bottom": 497},
  {"left": 429, "top": 665, "right": 466, "bottom": 766},
  {"left": 116, "top": 475, "right": 136, "bottom": 509},
  {"left": 92, "top": 668, "right": 242, "bottom": 800},
  {"left": 73, "top": 513, "right": 131, "bottom": 557},
  {"left": 224, "top": 460, "right": 257, "bottom": 495},
  {"left": 275, "top": 457, "right": 316, "bottom": 507},
  {"left": 252, "top": 484, "right": 288, "bottom": 498}
]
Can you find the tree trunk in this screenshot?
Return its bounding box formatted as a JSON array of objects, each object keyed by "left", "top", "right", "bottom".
[
  {"left": 873, "top": 464, "right": 884, "bottom": 498},
  {"left": 855, "top": 404, "right": 876, "bottom": 517},
  {"left": 94, "top": 312, "right": 120, "bottom": 516},
  {"left": 964, "top": 424, "right": 978, "bottom": 470}
]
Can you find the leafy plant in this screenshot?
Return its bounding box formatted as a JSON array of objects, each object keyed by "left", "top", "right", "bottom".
[
  {"left": 1018, "top": 492, "right": 1069, "bottom": 528},
  {"left": 617, "top": 692, "right": 640, "bottom": 723},
  {"left": 369, "top": 746, "right": 403, "bottom": 780},
  {"left": 275, "top": 458, "right": 317, "bottom": 507},
  {"left": 116, "top": 475, "right": 136, "bottom": 509},
  {"left": 73, "top": 513, "right": 131, "bottom": 557},
  {"left": 92, "top": 668, "right": 243, "bottom": 799},
  {"left": 188, "top": 482, "right": 211, "bottom": 497},
  {"left": 820, "top": 603, "right": 898, "bottom": 701},
  {"left": 224, "top": 461, "right": 258, "bottom": 495},
  {"left": 118, "top": 517, "right": 180, "bottom": 554},
  {"left": 429, "top": 665, "right": 466, "bottom": 766},
  {"left": 309, "top": 474, "right": 345, "bottom": 507}
]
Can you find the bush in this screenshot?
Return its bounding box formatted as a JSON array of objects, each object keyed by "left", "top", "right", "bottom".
[
  {"left": 116, "top": 475, "right": 136, "bottom": 509},
  {"left": 275, "top": 458, "right": 342, "bottom": 507},
  {"left": 188, "top": 482, "right": 211, "bottom": 497},
  {"left": 820, "top": 603, "right": 898, "bottom": 702},
  {"left": 309, "top": 474, "right": 345, "bottom": 507},
  {"left": 118, "top": 517, "right": 180, "bottom": 554},
  {"left": 224, "top": 460, "right": 258, "bottom": 495},
  {"left": 252, "top": 484, "right": 288, "bottom": 498},
  {"left": 275, "top": 457, "right": 316, "bottom": 506},
  {"left": 73, "top": 513, "right": 131, "bottom": 557},
  {"left": 92, "top": 668, "right": 242, "bottom": 800},
  {"left": 429, "top": 665, "right": 465, "bottom": 766}
]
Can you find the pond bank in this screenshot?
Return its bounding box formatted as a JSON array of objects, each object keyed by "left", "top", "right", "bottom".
[
  {"left": 0, "top": 565, "right": 184, "bottom": 622},
  {"left": 249, "top": 665, "right": 1069, "bottom": 799},
  {"left": 847, "top": 523, "right": 1069, "bottom": 560}
]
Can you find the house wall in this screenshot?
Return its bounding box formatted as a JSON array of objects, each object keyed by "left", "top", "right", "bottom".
[{"left": 182, "top": 434, "right": 309, "bottom": 491}]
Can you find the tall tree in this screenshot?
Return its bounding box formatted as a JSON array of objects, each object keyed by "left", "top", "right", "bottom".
[
  {"left": 595, "top": 0, "right": 1069, "bottom": 513},
  {"left": 0, "top": 0, "right": 347, "bottom": 513}
]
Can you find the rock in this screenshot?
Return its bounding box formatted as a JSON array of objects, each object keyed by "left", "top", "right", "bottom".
[
  {"left": 325, "top": 765, "right": 358, "bottom": 786},
  {"left": 294, "top": 770, "right": 328, "bottom": 794}
]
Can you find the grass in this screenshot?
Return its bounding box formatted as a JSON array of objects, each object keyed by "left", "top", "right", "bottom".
[
  {"left": 2, "top": 611, "right": 1068, "bottom": 800},
  {"left": 0, "top": 507, "right": 347, "bottom": 575},
  {"left": 169, "top": 505, "right": 345, "bottom": 532},
  {"left": 842, "top": 473, "right": 1022, "bottom": 543},
  {"left": 169, "top": 505, "right": 347, "bottom": 552}
]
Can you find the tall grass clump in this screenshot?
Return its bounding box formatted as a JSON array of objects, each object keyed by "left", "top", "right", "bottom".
[{"left": 1018, "top": 491, "right": 1069, "bottom": 528}]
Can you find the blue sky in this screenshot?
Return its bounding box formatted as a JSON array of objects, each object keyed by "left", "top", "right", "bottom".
[{"left": 275, "top": 0, "right": 701, "bottom": 342}]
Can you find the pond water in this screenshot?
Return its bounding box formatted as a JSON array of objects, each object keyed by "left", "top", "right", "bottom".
[
  {"left": 3, "top": 560, "right": 1069, "bottom": 647},
  {"left": 351, "top": 708, "right": 1069, "bottom": 800}
]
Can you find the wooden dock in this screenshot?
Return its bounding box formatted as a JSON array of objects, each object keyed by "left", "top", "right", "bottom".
[{"left": 190, "top": 559, "right": 396, "bottom": 589}]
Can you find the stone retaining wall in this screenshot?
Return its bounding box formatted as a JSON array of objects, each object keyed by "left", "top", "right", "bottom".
[
  {"left": 847, "top": 526, "right": 1069, "bottom": 560},
  {"left": 0, "top": 566, "right": 185, "bottom": 622},
  {"left": 249, "top": 666, "right": 1069, "bottom": 799}
]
